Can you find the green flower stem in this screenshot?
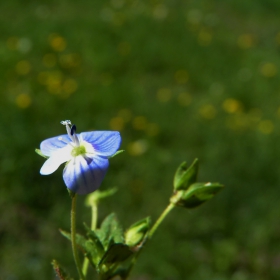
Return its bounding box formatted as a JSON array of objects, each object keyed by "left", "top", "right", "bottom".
[
  {"left": 82, "top": 202, "right": 98, "bottom": 276},
  {"left": 71, "top": 194, "right": 85, "bottom": 280},
  {"left": 124, "top": 202, "right": 176, "bottom": 280},
  {"left": 91, "top": 203, "right": 98, "bottom": 231},
  {"left": 148, "top": 203, "right": 175, "bottom": 239}
]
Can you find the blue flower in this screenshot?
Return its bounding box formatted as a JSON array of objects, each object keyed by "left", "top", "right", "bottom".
[{"left": 39, "top": 120, "right": 121, "bottom": 195}]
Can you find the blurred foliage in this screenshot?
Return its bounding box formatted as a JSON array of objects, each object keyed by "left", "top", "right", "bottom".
[{"left": 1, "top": 0, "right": 280, "bottom": 279}]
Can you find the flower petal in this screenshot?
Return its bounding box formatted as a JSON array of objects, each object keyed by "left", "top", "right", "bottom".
[
  {"left": 80, "top": 131, "right": 121, "bottom": 157},
  {"left": 63, "top": 155, "right": 109, "bottom": 195},
  {"left": 40, "top": 145, "right": 72, "bottom": 175},
  {"left": 40, "top": 134, "right": 73, "bottom": 156}
]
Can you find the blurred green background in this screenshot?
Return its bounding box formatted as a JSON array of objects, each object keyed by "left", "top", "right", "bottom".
[{"left": 1, "top": 0, "right": 280, "bottom": 279}]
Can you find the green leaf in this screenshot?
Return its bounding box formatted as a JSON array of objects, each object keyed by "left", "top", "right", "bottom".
[
  {"left": 84, "top": 240, "right": 103, "bottom": 267},
  {"left": 35, "top": 148, "right": 48, "bottom": 159},
  {"left": 59, "top": 229, "right": 87, "bottom": 249},
  {"left": 125, "top": 217, "right": 151, "bottom": 247},
  {"left": 173, "top": 158, "right": 199, "bottom": 191},
  {"left": 59, "top": 229, "right": 102, "bottom": 267},
  {"left": 108, "top": 150, "right": 125, "bottom": 158},
  {"left": 175, "top": 182, "right": 224, "bottom": 208},
  {"left": 95, "top": 213, "right": 124, "bottom": 250},
  {"left": 84, "top": 223, "right": 105, "bottom": 258},
  {"left": 99, "top": 243, "right": 133, "bottom": 267},
  {"left": 85, "top": 187, "right": 118, "bottom": 206}
]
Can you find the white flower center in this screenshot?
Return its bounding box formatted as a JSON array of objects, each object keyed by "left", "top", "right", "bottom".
[{"left": 71, "top": 145, "right": 86, "bottom": 157}]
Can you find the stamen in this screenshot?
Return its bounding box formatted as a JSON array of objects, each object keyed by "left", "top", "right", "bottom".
[
  {"left": 71, "top": 124, "right": 76, "bottom": 136},
  {"left": 71, "top": 124, "right": 80, "bottom": 146},
  {"left": 60, "top": 120, "right": 80, "bottom": 146}
]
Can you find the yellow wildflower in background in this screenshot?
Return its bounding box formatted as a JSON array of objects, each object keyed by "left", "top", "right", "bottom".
[
  {"left": 132, "top": 116, "right": 147, "bottom": 130},
  {"left": 222, "top": 99, "right": 243, "bottom": 114},
  {"left": 127, "top": 140, "right": 148, "bottom": 156},
  {"left": 174, "top": 70, "right": 188, "bottom": 84},
  {"left": 49, "top": 34, "right": 67, "bottom": 52},
  {"left": 260, "top": 63, "right": 277, "bottom": 77},
  {"left": 199, "top": 104, "right": 216, "bottom": 119},
  {"left": 177, "top": 92, "right": 192, "bottom": 106},
  {"left": 157, "top": 88, "right": 172, "bottom": 102},
  {"left": 110, "top": 117, "right": 125, "bottom": 131},
  {"left": 258, "top": 120, "right": 274, "bottom": 134},
  {"left": 237, "top": 34, "right": 255, "bottom": 49},
  {"left": 198, "top": 29, "right": 212, "bottom": 46},
  {"left": 62, "top": 79, "right": 78, "bottom": 95},
  {"left": 16, "top": 93, "right": 31, "bottom": 108},
  {"left": 16, "top": 60, "right": 31, "bottom": 75}
]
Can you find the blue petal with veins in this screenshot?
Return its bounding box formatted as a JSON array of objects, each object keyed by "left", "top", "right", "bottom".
[
  {"left": 38, "top": 121, "right": 121, "bottom": 195},
  {"left": 81, "top": 131, "right": 121, "bottom": 157},
  {"left": 63, "top": 155, "right": 109, "bottom": 195}
]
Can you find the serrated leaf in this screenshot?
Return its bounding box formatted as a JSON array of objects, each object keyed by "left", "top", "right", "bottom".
[
  {"left": 173, "top": 159, "right": 199, "bottom": 191},
  {"left": 176, "top": 182, "right": 224, "bottom": 208},
  {"left": 95, "top": 213, "right": 124, "bottom": 250},
  {"left": 84, "top": 223, "right": 105, "bottom": 258},
  {"left": 59, "top": 229, "right": 87, "bottom": 249},
  {"left": 59, "top": 229, "right": 102, "bottom": 267},
  {"left": 84, "top": 240, "right": 103, "bottom": 267}
]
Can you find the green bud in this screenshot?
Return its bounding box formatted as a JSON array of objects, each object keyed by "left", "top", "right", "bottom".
[
  {"left": 125, "top": 217, "right": 151, "bottom": 247},
  {"left": 171, "top": 182, "right": 224, "bottom": 208},
  {"left": 173, "top": 158, "right": 199, "bottom": 191}
]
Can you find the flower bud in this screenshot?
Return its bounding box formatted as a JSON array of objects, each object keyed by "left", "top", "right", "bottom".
[
  {"left": 125, "top": 217, "right": 151, "bottom": 247},
  {"left": 173, "top": 159, "right": 199, "bottom": 191},
  {"left": 171, "top": 182, "right": 224, "bottom": 208}
]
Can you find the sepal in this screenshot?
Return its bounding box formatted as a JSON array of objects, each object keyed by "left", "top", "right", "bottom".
[
  {"left": 35, "top": 148, "right": 49, "bottom": 159},
  {"left": 171, "top": 182, "right": 224, "bottom": 208},
  {"left": 108, "top": 150, "right": 125, "bottom": 158},
  {"left": 173, "top": 159, "right": 199, "bottom": 191}
]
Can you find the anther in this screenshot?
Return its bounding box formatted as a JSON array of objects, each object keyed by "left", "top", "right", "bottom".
[
  {"left": 61, "top": 120, "right": 72, "bottom": 126},
  {"left": 71, "top": 124, "right": 77, "bottom": 136}
]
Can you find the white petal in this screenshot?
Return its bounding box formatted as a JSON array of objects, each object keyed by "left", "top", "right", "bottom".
[{"left": 40, "top": 145, "right": 73, "bottom": 175}]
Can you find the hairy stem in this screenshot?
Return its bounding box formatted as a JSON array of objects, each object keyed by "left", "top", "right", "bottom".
[
  {"left": 71, "top": 194, "right": 85, "bottom": 280},
  {"left": 148, "top": 203, "right": 175, "bottom": 239}
]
